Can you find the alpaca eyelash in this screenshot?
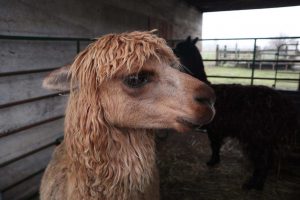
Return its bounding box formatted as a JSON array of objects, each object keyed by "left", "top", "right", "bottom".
[{"left": 123, "top": 71, "right": 154, "bottom": 88}]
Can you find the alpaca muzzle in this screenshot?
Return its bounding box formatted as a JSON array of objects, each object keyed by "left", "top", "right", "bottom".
[
  {"left": 194, "top": 83, "right": 216, "bottom": 126},
  {"left": 195, "top": 83, "right": 216, "bottom": 106}
]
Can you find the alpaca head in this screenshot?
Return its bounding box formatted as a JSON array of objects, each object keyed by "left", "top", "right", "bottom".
[
  {"left": 173, "top": 36, "right": 209, "bottom": 83},
  {"left": 173, "top": 36, "right": 200, "bottom": 59},
  {"left": 44, "top": 31, "right": 215, "bottom": 133}
]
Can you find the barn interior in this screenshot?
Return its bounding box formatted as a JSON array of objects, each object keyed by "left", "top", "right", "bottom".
[{"left": 0, "top": 0, "right": 299, "bottom": 199}]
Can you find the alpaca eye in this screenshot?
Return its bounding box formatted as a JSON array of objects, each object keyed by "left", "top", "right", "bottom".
[{"left": 123, "top": 72, "right": 150, "bottom": 88}]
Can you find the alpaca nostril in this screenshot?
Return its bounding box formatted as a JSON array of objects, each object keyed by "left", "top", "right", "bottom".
[
  {"left": 195, "top": 97, "right": 214, "bottom": 107},
  {"left": 195, "top": 84, "right": 216, "bottom": 107}
]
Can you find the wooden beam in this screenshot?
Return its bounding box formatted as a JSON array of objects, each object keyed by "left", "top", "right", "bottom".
[
  {"left": 0, "top": 95, "right": 67, "bottom": 137},
  {"left": 1, "top": 171, "right": 44, "bottom": 200},
  {"left": 0, "top": 72, "right": 61, "bottom": 106},
  {"left": 0, "top": 146, "right": 55, "bottom": 191},
  {"left": 0, "top": 40, "right": 75, "bottom": 74},
  {"left": 0, "top": 118, "right": 63, "bottom": 165}
]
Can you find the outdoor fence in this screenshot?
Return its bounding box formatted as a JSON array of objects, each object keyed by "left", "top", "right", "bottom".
[
  {"left": 170, "top": 36, "right": 300, "bottom": 91},
  {"left": 215, "top": 41, "right": 299, "bottom": 68}
]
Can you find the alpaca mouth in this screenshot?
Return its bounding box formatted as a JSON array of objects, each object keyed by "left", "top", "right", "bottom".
[
  {"left": 176, "top": 104, "right": 215, "bottom": 131},
  {"left": 177, "top": 117, "right": 202, "bottom": 130}
]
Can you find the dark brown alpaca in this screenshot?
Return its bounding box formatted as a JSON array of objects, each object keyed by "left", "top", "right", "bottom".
[{"left": 174, "top": 37, "right": 298, "bottom": 190}]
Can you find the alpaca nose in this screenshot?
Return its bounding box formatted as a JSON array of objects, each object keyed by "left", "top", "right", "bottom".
[
  {"left": 195, "top": 96, "right": 213, "bottom": 107},
  {"left": 194, "top": 84, "right": 216, "bottom": 107}
]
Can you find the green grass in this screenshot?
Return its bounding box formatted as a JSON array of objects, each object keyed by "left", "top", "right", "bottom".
[{"left": 204, "top": 66, "right": 300, "bottom": 91}]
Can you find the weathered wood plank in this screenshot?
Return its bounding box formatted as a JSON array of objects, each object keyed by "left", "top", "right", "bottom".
[
  {"left": 80, "top": 41, "right": 92, "bottom": 50},
  {"left": 28, "top": 194, "right": 40, "bottom": 200},
  {"left": 1, "top": 172, "right": 43, "bottom": 200},
  {"left": 0, "top": 72, "right": 60, "bottom": 106},
  {"left": 0, "top": 118, "right": 64, "bottom": 165},
  {"left": 0, "top": 40, "right": 76, "bottom": 73},
  {"left": 0, "top": 146, "right": 55, "bottom": 191},
  {"left": 0, "top": 95, "right": 68, "bottom": 136}
]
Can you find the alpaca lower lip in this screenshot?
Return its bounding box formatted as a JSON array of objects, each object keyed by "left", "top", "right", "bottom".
[{"left": 177, "top": 117, "right": 202, "bottom": 129}]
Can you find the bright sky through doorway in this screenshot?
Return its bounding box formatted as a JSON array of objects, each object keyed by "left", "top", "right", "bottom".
[{"left": 203, "top": 6, "right": 300, "bottom": 39}]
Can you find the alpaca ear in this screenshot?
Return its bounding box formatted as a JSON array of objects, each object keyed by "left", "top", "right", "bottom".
[
  {"left": 192, "top": 37, "right": 199, "bottom": 44},
  {"left": 43, "top": 64, "right": 74, "bottom": 91},
  {"left": 186, "top": 36, "right": 191, "bottom": 42}
]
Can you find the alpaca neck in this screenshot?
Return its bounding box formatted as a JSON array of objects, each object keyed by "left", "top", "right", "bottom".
[{"left": 65, "top": 127, "right": 156, "bottom": 199}]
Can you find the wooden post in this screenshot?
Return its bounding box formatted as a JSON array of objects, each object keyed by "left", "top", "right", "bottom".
[
  {"left": 223, "top": 45, "right": 227, "bottom": 66},
  {"left": 216, "top": 44, "right": 219, "bottom": 66},
  {"left": 235, "top": 43, "right": 238, "bottom": 66},
  {"left": 298, "top": 73, "right": 300, "bottom": 91},
  {"left": 250, "top": 39, "right": 257, "bottom": 85}
]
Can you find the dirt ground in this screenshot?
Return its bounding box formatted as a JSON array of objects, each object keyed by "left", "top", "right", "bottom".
[{"left": 156, "top": 130, "right": 300, "bottom": 200}]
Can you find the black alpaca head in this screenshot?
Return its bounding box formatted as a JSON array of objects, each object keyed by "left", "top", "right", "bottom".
[{"left": 173, "top": 36, "right": 210, "bottom": 84}]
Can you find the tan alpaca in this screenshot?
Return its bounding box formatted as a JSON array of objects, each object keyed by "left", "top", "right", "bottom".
[{"left": 40, "top": 31, "right": 215, "bottom": 200}]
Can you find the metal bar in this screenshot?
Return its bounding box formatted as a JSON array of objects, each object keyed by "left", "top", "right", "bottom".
[
  {"left": 202, "top": 59, "right": 300, "bottom": 63},
  {"left": 207, "top": 75, "right": 300, "bottom": 81},
  {"left": 170, "top": 36, "right": 300, "bottom": 42},
  {"left": 250, "top": 39, "right": 257, "bottom": 85},
  {"left": 273, "top": 71, "right": 300, "bottom": 74},
  {"left": 199, "top": 36, "right": 300, "bottom": 41}
]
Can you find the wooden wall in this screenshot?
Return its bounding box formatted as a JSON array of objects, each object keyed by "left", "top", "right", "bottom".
[{"left": 0, "top": 39, "right": 80, "bottom": 199}]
